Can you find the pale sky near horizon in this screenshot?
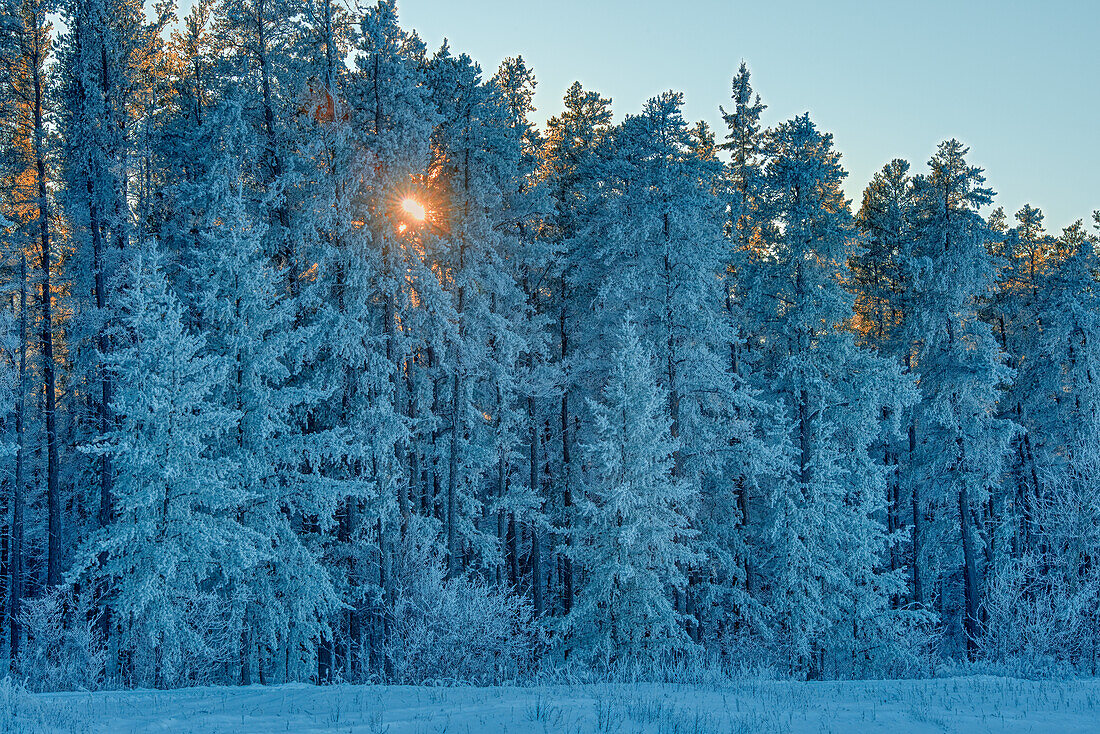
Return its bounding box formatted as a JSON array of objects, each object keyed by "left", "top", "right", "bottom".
[{"left": 396, "top": 0, "right": 1098, "bottom": 232}]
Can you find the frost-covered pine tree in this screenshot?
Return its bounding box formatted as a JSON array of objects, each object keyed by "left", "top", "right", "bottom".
[
  {"left": 486, "top": 55, "right": 554, "bottom": 613},
  {"left": 904, "top": 140, "right": 1015, "bottom": 658},
  {"left": 563, "top": 316, "right": 696, "bottom": 665},
  {"left": 986, "top": 205, "right": 1058, "bottom": 559},
  {"left": 852, "top": 159, "right": 914, "bottom": 351},
  {"left": 56, "top": 0, "right": 169, "bottom": 650},
  {"left": 541, "top": 80, "right": 614, "bottom": 616},
  {"left": 982, "top": 219, "right": 1100, "bottom": 665},
  {"left": 852, "top": 159, "right": 919, "bottom": 588},
  {"left": 754, "top": 114, "right": 917, "bottom": 677},
  {"left": 0, "top": 0, "right": 64, "bottom": 594},
  {"left": 423, "top": 43, "right": 537, "bottom": 579},
  {"left": 596, "top": 91, "right": 775, "bottom": 643},
  {"left": 719, "top": 62, "right": 771, "bottom": 380},
  {"left": 719, "top": 61, "right": 768, "bottom": 255},
  {"left": 716, "top": 64, "right": 775, "bottom": 617},
  {"left": 183, "top": 103, "right": 338, "bottom": 684},
  {"left": 71, "top": 250, "right": 246, "bottom": 687}
]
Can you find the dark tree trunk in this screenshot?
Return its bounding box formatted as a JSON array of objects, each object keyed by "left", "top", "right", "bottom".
[
  {"left": 10, "top": 250, "right": 28, "bottom": 665},
  {"left": 959, "top": 477, "right": 981, "bottom": 660},
  {"left": 558, "top": 286, "right": 574, "bottom": 614},
  {"left": 30, "top": 34, "right": 60, "bottom": 588}
]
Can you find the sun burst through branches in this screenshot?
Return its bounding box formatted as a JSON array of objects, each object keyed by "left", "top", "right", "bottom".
[{"left": 401, "top": 197, "right": 427, "bottom": 221}]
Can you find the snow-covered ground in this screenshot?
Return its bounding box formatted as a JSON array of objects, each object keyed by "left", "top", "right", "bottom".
[{"left": 4, "top": 677, "right": 1099, "bottom": 733}]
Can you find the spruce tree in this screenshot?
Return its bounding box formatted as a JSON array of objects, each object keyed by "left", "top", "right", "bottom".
[
  {"left": 563, "top": 316, "right": 696, "bottom": 665},
  {"left": 71, "top": 250, "right": 246, "bottom": 687}
]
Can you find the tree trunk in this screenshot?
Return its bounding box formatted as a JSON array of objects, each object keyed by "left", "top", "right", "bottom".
[
  {"left": 30, "top": 30, "right": 60, "bottom": 589},
  {"left": 907, "top": 350, "right": 923, "bottom": 607},
  {"left": 446, "top": 130, "right": 471, "bottom": 579},
  {"left": 239, "top": 618, "right": 252, "bottom": 685},
  {"left": 447, "top": 367, "right": 461, "bottom": 577},
  {"left": 662, "top": 212, "right": 682, "bottom": 477},
  {"left": 254, "top": 0, "right": 294, "bottom": 291},
  {"left": 317, "top": 637, "right": 332, "bottom": 684},
  {"left": 559, "top": 286, "right": 574, "bottom": 614},
  {"left": 959, "top": 475, "right": 981, "bottom": 660},
  {"left": 529, "top": 390, "right": 543, "bottom": 616},
  {"left": 384, "top": 282, "right": 409, "bottom": 531},
  {"left": 10, "top": 250, "right": 28, "bottom": 665}
]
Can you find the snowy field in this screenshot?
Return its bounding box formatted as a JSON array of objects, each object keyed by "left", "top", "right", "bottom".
[{"left": 4, "top": 677, "right": 1100, "bottom": 733}]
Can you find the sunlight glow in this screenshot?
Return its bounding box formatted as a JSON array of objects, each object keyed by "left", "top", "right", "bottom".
[{"left": 401, "top": 197, "right": 427, "bottom": 221}]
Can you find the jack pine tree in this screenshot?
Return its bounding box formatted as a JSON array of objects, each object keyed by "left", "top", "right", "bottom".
[
  {"left": 0, "top": 0, "right": 63, "bottom": 592},
  {"left": 904, "top": 140, "right": 1015, "bottom": 658},
  {"left": 754, "top": 114, "right": 916, "bottom": 677},
  {"left": 541, "top": 80, "right": 614, "bottom": 616},
  {"left": 487, "top": 55, "right": 554, "bottom": 613},
  {"left": 57, "top": 0, "right": 171, "bottom": 659},
  {"left": 852, "top": 159, "right": 919, "bottom": 587},
  {"left": 597, "top": 91, "right": 775, "bottom": 642},
  {"left": 720, "top": 61, "right": 768, "bottom": 255},
  {"left": 184, "top": 103, "right": 338, "bottom": 684},
  {"left": 987, "top": 205, "right": 1058, "bottom": 558},
  {"left": 423, "top": 42, "right": 537, "bottom": 580}
]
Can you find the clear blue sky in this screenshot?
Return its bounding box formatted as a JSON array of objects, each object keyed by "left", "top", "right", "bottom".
[{"left": 399, "top": 0, "right": 1098, "bottom": 232}]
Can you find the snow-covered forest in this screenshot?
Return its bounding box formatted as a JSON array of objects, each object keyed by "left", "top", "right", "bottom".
[{"left": 0, "top": 0, "right": 1098, "bottom": 691}]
